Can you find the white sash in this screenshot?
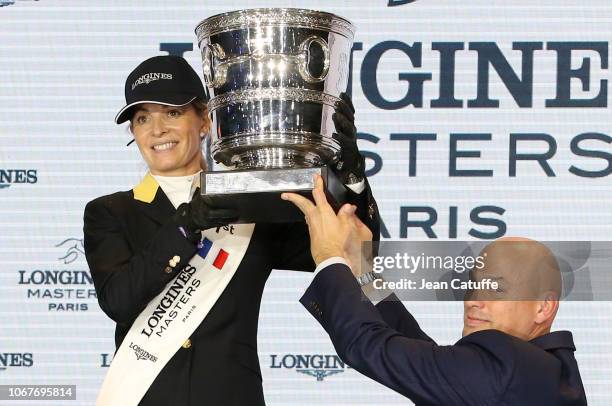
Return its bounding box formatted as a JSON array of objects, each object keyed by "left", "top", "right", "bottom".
[{"left": 96, "top": 224, "right": 255, "bottom": 406}]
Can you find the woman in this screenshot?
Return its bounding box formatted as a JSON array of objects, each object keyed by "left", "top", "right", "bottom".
[{"left": 84, "top": 55, "right": 379, "bottom": 405}]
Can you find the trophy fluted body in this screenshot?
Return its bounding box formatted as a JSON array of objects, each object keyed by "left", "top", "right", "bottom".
[
  {"left": 195, "top": 8, "right": 355, "bottom": 222},
  {"left": 195, "top": 8, "right": 355, "bottom": 169}
]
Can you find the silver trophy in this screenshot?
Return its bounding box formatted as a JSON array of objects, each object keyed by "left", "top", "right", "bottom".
[{"left": 195, "top": 8, "right": 355, "bottom": 222}]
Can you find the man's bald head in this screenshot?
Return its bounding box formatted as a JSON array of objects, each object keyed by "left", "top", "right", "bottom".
[
  {"left": 463, "top": 237, "right": 561, "bottom": 341},
  {"left": 479, "top": 237, "right": 562, "bottom": 300}
]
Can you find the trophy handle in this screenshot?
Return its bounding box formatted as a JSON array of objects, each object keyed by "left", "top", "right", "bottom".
[
  {"left": 202, "top": 43, "right": 227, "bottom": 88},
  {"left": 201, "top": 36, "right": 331, "bottom": 89},
  {"left": 298, "top": 36, "right": 330, "bottom": 83}
]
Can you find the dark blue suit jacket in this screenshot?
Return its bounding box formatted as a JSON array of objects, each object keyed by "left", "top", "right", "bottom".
[{"left": 300, "top": 263, "right": 587, "bottom": 406}]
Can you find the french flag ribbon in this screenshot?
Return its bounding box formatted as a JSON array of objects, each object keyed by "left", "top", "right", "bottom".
[{"left": 197, "top": 237, "right": 229, "bottom": 269}]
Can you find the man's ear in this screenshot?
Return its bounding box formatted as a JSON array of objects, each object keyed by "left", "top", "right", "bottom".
[{"left": 534, "top": 291, "right": 559, "bottom": 325}]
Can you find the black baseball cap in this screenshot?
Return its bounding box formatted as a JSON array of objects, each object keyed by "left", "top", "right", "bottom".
[{"left": 114, "top": 55, "right": 209, "bottom": 124}]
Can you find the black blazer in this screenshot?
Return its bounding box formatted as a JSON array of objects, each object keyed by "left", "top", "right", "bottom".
[
  {"left": 83, "top": 173, "right": 379, "bottom": 406},
  {"left": 300, "top": 263, "right": 587, "bottom": 406}
]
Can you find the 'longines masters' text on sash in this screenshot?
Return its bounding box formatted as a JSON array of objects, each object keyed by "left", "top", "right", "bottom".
[{"left": 96, "top": 224, "right": 255, "bottom": 406}]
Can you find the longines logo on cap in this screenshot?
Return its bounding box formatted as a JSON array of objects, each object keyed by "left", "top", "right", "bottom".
[{"left": 132, "top": 72, "right": 173, "bottom": 90}]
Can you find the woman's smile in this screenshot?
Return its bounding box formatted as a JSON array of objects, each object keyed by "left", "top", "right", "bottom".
[{"left": 152, "top": 141, "right": 179, "bottom": 152}]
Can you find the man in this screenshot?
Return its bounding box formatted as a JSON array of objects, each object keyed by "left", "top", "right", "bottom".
[
  {"left": 84, "top": 55, "right": 380, "bottom": 405},
  {"left": 282, "top": 176, "right": 587, "bottom": 406}
]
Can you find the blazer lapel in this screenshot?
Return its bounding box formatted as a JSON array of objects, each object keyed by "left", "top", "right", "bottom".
[{"left": 131, "top": 172, "right": 175, "bottom": 225}]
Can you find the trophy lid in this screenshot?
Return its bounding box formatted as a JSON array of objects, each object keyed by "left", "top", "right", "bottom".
[{"left": 195, "top": 8, "right": 355, "bottom": 40}]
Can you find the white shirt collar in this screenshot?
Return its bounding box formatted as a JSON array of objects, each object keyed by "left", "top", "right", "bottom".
[{"left": 151, "top": 170, "right": 202, "bottom": 209}]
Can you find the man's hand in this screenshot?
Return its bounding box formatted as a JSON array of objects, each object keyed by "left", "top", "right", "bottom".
[
  {"left": 281, "top": 174, "right": 374, "bottom": 276},
  {"left": 173, "top": 188, "right": 239, "bottom": 243},
  {"left": 281, "top": 175, "right": 356, "bottom": 266}
]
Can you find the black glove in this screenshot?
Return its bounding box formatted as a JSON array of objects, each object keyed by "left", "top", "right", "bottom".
[
  {"left": 332, "top": 92, "right": 366, "bottom": 185},
  {"left": 172, "top": 188, "right": 239, "bottom": 243}
]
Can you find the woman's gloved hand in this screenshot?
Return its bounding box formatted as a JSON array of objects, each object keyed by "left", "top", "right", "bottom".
[
  {"left": 332, "top": 92, "right": 366, "bottom": 186},
  {"left": 173, "top": 188, "right": 239, "bottom": 243}
]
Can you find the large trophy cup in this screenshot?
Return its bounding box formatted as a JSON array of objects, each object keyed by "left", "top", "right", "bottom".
[{"left": 195, "top": 8, "right": 355, "bottom": 223}]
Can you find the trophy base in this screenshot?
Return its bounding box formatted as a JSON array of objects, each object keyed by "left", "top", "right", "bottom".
[{"left": 200, "top": 166, "right": 347, "bottom": 223}]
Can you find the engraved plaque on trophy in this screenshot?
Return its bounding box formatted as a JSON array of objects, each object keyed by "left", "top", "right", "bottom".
[{"left": 195, "top": 8, "right": 355, "bottom": 223}]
